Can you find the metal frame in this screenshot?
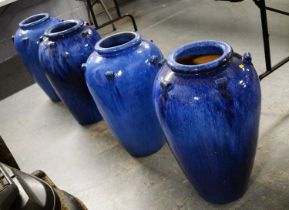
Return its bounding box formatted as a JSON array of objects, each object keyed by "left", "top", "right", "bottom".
[
  {"left": 86, "top": 0, "right": 137, "bottom": 31},
  {"left": 253, "top": 0, "right": 289, "bottom": 80},
  {"left": 0, "top": 136, "right": 20, "bottom": 169}
]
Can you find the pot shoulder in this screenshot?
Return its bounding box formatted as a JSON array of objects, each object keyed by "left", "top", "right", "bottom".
[
  {"left": 155, "top": 53, "right": 261, "bottom": 102},
  {"left": 14, "top": 18, "right": 59, "bottom": 54},
  {"left": 39, "top": 26, "right": 100, "bottom": 77},
  {"left": 85, "top": 39, "right": 163, "bottom": 86}
]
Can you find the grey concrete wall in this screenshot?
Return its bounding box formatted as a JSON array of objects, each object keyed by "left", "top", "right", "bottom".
[{"left": 0, "top": 0, "right": 115, "bottom": 63}]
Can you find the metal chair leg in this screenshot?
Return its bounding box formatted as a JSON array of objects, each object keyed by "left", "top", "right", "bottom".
[
  {"left": 0, "top": 136, "right": 20, "bottom": 170},
  {"left": 99, "top": 0, "right": 116, "bottom": 31},
  {"left": 85, "top": 1, "right": 93, "bottom": 25},
  {"left": 87, "top": 0, "right": 99, "bottom": 27},
  {"left": 86, "top": 0, "right": 138, "bottom": 31}
]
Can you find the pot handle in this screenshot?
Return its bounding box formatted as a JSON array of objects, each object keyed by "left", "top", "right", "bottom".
[
  {"left": 105, "top": 71, "right": 116, "bottom": 80},
  {"left": 81, "top": 63, "right": 87, "bottom": 72},
  {"left": 81, "top": 65, "right": 116, "bottom": 80},
  {"left": 21, "top": 37, "right": 29, "bottom": 44},
  {"left": 242, "top": 52, "right": 252, "bottom": 64},
  {"left": 149, "top": 55, "right": 167, "bottom": 68},
  {"left": 160, "top": 80, "right": 173, "bottom": 105}
]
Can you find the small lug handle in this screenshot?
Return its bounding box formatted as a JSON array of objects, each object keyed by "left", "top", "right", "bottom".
[
  {"left": 21, "top": 37, "right": 29, "bottom": 44},
  {"left": 215, "top": 77, "right": 228, "bottom": 90},
  {"left": 48, "top": 41, "right": 56, "bottom": 49},
  {"left": 242, "top": 52, "right": 252, "bottom": 64},
  {"left": 39, "top": 36, "right": 44, "bottom": 43},
  {"left": 105, "top": 71, "right": 116, "bottom": 80},
  {"left": 149, "top": 55, "right": 159, "bottom": 65},
  {"left": 158, "top": 58, "right": 166, "bottom": 67},
  {"left": 160, "top": 80, "right": 173, "bottom": 105},
  {"left": 82, "top": 29, "right": 92, "bottom": 37},
  {"left": 63, "top": 52, "right": 69, "bottom": 59},
  {"left": 149, "top": 56, "right": 166, "bottom": 68},
  {"left": 81, "top": 63, "right": 87, "bottom": 71},
  {"left": 37, "top": 36, "right": 44, "bottom": 45}
]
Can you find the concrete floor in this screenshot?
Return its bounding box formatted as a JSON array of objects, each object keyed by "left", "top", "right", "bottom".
[{"left": 1, "top": 0, "right": 289, "bottom": 209}]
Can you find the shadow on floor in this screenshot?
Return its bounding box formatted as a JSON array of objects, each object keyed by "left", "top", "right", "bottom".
[{"left": 0, "top": 55, "right": 34, "bottom": 100}]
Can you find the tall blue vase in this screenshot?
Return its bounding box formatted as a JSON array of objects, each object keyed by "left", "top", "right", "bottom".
[
  {"left": 153, "top": 40, "right": 261, "bottom": 203},
  {"left": 38, "top": 20, "right": 102, "bottom": 125},
  {"left": 13, "top": 13, "right": 60, "bottom": 102},
  {"left": 84, "top": 32, "right": 166, "bottom": 156}
]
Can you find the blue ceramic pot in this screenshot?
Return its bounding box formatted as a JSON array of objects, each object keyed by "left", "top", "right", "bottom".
[
  {"left": 153, "top": 40, "right": 261, "bottom": 203},
  {"left": 84, "top": 32, "right": 166, "bottom": 156},
  {"left": 13, "top": 13, "right": 60, "bottom": 102},
  {"left": 38, "top": 20, "right": 102, "bottom": 125}
]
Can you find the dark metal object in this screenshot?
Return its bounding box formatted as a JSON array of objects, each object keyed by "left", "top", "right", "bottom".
[
  {"left": 253, "top": 0, "right": 289, "bottom": 80},
  {"left": 217, "top": 0, "right": 289, "bottom": 80},
  {"left": 256, "top": 0, "right": 272, "bottom": 77},
  {"left": 86, "top": 0, "right": 137, "bottom": 31},
  {"left": 0, "top": 137, "right": 87, "bottom": 210},
  {"left": 33, "top": 170, "right": 88, "bottom": 210},
  {"left": 84, "top": 0, "right": 116, "bottom": 30},
  {"left": 0, "top": 163, "right": 87, "bottom": 210},
  {"left": 0, "top": 136, "right": 20, "bottom": 170},
  {"left": 0, "top": 163, "right": 19, "bottom": 210}
]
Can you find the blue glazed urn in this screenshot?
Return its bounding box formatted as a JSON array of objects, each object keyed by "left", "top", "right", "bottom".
[
  {"left": 13, "top": 13, "right": 60, "bottom": 102},
  {"left": 153, "top": 40, "right": 261, "bottom": 203},
  {"left": 84, "top": 32, "right": 166, "bottom": 156},
  {"left": 38, "top": 20, "right": 102, "bottom": 125}
]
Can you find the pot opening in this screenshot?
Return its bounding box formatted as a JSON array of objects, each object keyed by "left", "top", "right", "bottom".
[
  {"left": 50, "top": 22, "right": 77, "bottom": 33},
  {"left": 99, "top": 32, "right": 136, "bottom": 48},
  {"left": 168, "top": 41, "right": 233, "bottom": 74},
  {"left": 19, "top": 13, "right": 49, "bottom": 28},
  {"left": 23, "top": 14, "right": 46, "bottom": 24},
  {"left": 45, "top": 20, "right": 84, "bottom": 39},
  {"left": 177, "top": 52, "right": 221, "bottom": 66},
  {"left": 95, "top": 32, "right": 141, "bottom": 55}
]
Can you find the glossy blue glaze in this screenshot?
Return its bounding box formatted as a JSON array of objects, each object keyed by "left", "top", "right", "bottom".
[
  {"left": 38, "top": 20, "right": 102, "bottom": 125},
  {"left": 14, "top": 13, "right": 60, "bottom": 102},
  {"left": 85, "top": 32, "right": 166, "bottom": 156},
  {"left": 153, "top": 40, "right": 261, "bottom": 203}
]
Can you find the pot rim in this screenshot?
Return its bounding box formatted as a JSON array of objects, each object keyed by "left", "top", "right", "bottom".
[
  {"left": 19, "top": 13, "right": 50, "bottom": 29},
  {"left": 44, "top": 19, "right": 84, "bottom": 39},
  {"left": 94, "top": 31, "right": 141, "bottom": 55},
  {"left": 167, "top": 40, "right": 233, "bottom": 74}
]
